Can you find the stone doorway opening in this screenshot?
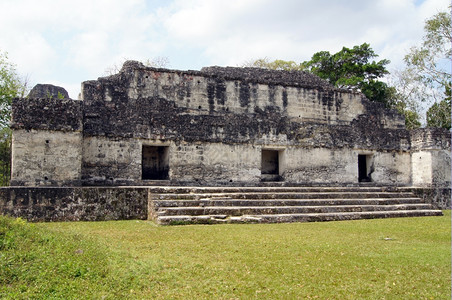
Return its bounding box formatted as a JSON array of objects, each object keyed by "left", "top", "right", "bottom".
[
  {"left": 142, "top": 145, "right": 169, "bottom": 180},
  {"left": 261, "top": 149, "right": 283, "bottom": 181},
  {"left": 358, "top": 154, "right": 373, "bottom": 182}
]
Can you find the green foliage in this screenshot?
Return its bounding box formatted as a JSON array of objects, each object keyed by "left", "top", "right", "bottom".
[
  {"left": 0, "top": 51, "right": 26, "bottom": 186},
  {"left": 401, "top": 7, "right": 451, "bottom": 128},
  {"left": 405, "top": 10, "right": 451, "bottom": 88},
  {"left": 0, "top": 127, "right": 11, "bottom": 186},
  {"left": 45, "top": 91, "right": 66, "bottom": 100},
  {"left": 242, "top": 44, "right": 393, "bottom": 105},
  {"left": 301, "top": 43, "right": 392, "bottom": 105},
  {"left": 426, "top": 85, "right": 451, "bottom": 129},
  {"left": 2, "top": 213, "right": 450, "bottom": 299},
  {"left": 403, "top": 110, "right": 422, "bottom": 129},
  {"left": 0, "top": 51, "right": 24, "bottom": 128},
  {"left": 426, "top": 99, "right": 451, "bottom": 129}
]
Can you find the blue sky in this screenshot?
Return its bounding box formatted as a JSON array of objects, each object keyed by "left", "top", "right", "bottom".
[{"left": 0, "top": 0, "right": 449, "bottom": 98}]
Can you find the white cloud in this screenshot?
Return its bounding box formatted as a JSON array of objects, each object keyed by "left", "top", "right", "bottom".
[
  {"left": 162, "top": 0, "right": 449, "bottom": 69},
  {"left": 0, "top": 0, "right": 449, "bottom": 99},
  {"left": 0, "top": 0, "right": 164, "bottom": 97}
]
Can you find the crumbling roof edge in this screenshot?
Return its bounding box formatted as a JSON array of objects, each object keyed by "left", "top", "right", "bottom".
[{"left": 92, "top": 60, "right": 358, "bottom": 94}]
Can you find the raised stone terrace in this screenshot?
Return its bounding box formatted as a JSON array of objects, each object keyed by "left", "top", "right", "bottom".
[
  {"left": 3, "top": 61, "right": 450, "bottom": 224},
  {"left": 150, "top": 186, "right": 442, "bottom": 225},
  {"left": 0, "top": 185, "right": 442, "bottom": 224}
]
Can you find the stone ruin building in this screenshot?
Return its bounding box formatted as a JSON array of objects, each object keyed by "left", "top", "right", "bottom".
[{"left": 0, "top": 61, "right": 450, "bottom": 224}]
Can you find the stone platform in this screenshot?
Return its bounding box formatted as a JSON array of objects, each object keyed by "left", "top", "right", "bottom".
[
  {"left": 0, "top": 186, "right": 445, "bottom": 224},
  {"left": 149, "top": 186, "right": 443, "bottom": 225}
]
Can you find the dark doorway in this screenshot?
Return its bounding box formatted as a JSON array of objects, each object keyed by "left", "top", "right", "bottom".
[
  {"left": 261, "top": 150, "right": 283, "bottom": 181},
  {"left": 358, "top": 154, "right": 372, "bottom": 182},
  {"left": 262, "top": 150, "right": 279, "bottom": 175},
  {"left": 142, "top": 146, "right": 169, "bottom": 180}
]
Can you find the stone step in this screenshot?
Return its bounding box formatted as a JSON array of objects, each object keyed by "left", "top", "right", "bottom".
[
  {"left": 154, "top": 198, "right": 424, "bottom": 208},
  {"left": 157, "top": 210, "right": 443, "bottom": 225},
  {"left": 153, "top": 191, "right": 416, "bottom": 200},
  {"left": 149, "top": 186, "right": 441, "bottom": 225},
  {"left": 156, "top": 204, "right": 434, "bottom": 216},
  {"left": 148, "top": 186, "right": 403, "bottom": 194}
]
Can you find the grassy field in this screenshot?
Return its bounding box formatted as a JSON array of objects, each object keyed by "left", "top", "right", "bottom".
[{"left": 1, "top": 212, "right": 450, "bottom": 299}]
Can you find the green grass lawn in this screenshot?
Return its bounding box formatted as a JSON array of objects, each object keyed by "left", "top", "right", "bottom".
[{"left": 1, "top": 212, "right": 451, "bottom": 299}]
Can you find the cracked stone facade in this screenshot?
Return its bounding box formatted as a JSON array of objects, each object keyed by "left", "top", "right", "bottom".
[{"left": 9, "top": 61, "right": 451, "bottom": 188}]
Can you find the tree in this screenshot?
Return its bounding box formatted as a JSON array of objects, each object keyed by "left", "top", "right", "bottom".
[
  {"left": 0, "top": 127, "right": 11, "bottom": 186},
  {"left": 0, "top": 50, "right": 25, "bottom": 128},
  {"left": 399, "top": 7, "right": 451, "bottom": 129},
  {"left": 386, "top": 68, "right": 424, "bottom": 129},
  {"left": 104, "top": 56, "right": 171, "bottom": 76},
  {"left": 243, "top": 44, "right": 394, "bottom": 105},
  {"left": 0, "top": 50, "right": 26, "bottom": 186},
  {"left": 241, "top": 57, "right": 302, "bottom": 71},
  {"left": 300, "top": 43, "right": 393, "bottom": 105},
  {"left": 426, "top": 85, "right": 451, "bottom": 129}
]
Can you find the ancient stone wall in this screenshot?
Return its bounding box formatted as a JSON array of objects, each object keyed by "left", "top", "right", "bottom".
[
  {"left": 11, "top": 98, "right": 83, "bottom": 186},
  {"left": 3, "top": 62, "right": 452, "bottom": 220},
  {"left": 82, "top": 62, "right": 404, "bottom": 129},
  {"left": 411, "top": 128, "right": 451, "bottom": 187},
  {"left": 0, "top": 187, "right": 148, "bottom": 221},
  {"left": 8, "top": 62, "right": 450, "bottom": 188},
  {"left": 1, "top": 186, "right": 449, "bottom": 223}
]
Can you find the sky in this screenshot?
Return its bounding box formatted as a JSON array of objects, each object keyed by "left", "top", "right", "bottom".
[{"left": 0, "top": 0, "right": 450, "bottom": 99}]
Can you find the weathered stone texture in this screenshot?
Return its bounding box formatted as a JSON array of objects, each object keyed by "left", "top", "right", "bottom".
[
  {"left": 410, "top": 128, "right": 451, "bottom": 187},
  {"left": 0, "top": 187, "right": 148, "bottom": 221},
  {"left": 82, "top": 136, "right": 143, "bottom": 185},
  {"left": 11, "top": 130, "right": 82, "bottom": 186},
  {"left": 2, "top": 62, "right": 451, "bottom": 223},
  {"left": 170, "top": 143, "right": 261, "bottom": 184},
  {"left": 7, "top": 61, "right": 451, "bottom": 190},
  {"left": 81, "top": 62, "right": 404, "bottom": 134},
  {"left": 409, "top": 187, "right": 451, "bottom": 209},
  {"left": 27, "top": 84, "right": 70, "bottom": 99},
  {"left": 11, "top": 98, "right": 82, "bottom": 131},
  {"left": 410, "top": 128, "right": 451, "bottom": 150}
]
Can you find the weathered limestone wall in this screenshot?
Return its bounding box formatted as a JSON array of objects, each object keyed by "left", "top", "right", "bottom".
[
  {"left": 409, "top": 187, "right": 451, "bottom": 209},
  {"left": 73, "top": 62, "right": 412, "bottom": 186},
  {"left": 10, "top": 98, "right": 83, "bottom": 186},
  {"left": 11, "top": 130, "right": 82, "bottom": 186},
  {"left": 8, "top": 62, "right": 450, "bottom": 189},
  {"left": 0, "top": 187, "right": 148, "bottom": 221},
  {"left": 411, "top": 128, "right": 451, "bottom": 187},
  {"left": 283, "top": 148, "right": 356, "bottom": 183},
  {"left": 170, "top": 142, "right": 261, "bottom": 184},
  {"left": 82, "top": 136, "right": 142, "bottom": 185},
  {"left": 124, "top": 71, "right": 364, "bottom": 125},
  {"left": 0, "top": 186, "right": 448, "bottom": 223},
  {"left": 277, "top": 148, "right": 411, "bottom": 185},
  {"left": 82, "top": 62, "right": 404, "bottom": 129},
  {"left": 79, "top": 139, "right": 413, "bottom": 186},
  {"left": 371, "top": 151, "right": 412, "bottom": 185}
]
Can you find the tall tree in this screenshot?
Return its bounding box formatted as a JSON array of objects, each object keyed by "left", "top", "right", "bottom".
[
  {"left": 300, "top": 43, "right": 393, "bottom": 105},
  {"left": 386, "top": 68, "right": 423, "bottom": 129},
  {"left": 0, "top": 50, "right": 25, "bottom": 128},
  {"left": 401, "top": 7, "right": 451, "bottom": 128},
  {"left": 0, "top": 50, "right": 26, "bottom": 186},
  {"left": 243, "top": 44, "right": 394, "bottom": 105},
  {"left": 426, "top": 85, "right": 451, "bottom": 129}
]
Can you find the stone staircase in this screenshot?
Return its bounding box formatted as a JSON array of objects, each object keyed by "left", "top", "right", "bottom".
[{"left": 148, "top": 186, "right": 443, "bottom": 225}]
